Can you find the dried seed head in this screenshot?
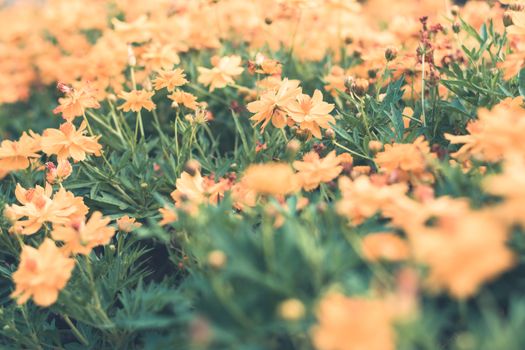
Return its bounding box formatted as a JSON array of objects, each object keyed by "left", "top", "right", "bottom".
[{"left": 385, "top": 47, "right": 398, "bottom": 61}]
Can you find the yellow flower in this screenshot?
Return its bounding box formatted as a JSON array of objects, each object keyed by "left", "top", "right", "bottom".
[
  {"left": 118, "top": 90, "right": 156, "bottom": 112},
  {"left": 53, "top": 83, "right": 100, "bottom": 122},
  {"left": 361, "top": 232, "right": 410, "bottom": 262},
  {"left": 168, "top": 90, "right": 199, "bottom": 110},
  {"left": 11, "top": 238, "right": 75, "bottom": 306}
]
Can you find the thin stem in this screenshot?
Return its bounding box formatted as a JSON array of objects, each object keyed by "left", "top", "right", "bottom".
[
  {"left": 333, "top": 141, "right": 373, "bottom": 161},
  {"left": 421, "top": 53, "right": 427, "bottom": 127},
  {"left": 63, "top": 315, "right": 89, "bottom": 346}
]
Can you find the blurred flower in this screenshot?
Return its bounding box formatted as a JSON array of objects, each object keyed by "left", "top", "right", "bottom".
[
  {"left": 11, "top": 238, "right": 75, "bottom": 306},
  {"left": 117, "top": 215, "right": 142, "bottom": 232},
  {"left": 361, "top": 232, "right": 410, "bottom": 262},
  {"left": 0, "top": 131, "right": 41, "bottom": 172},
  {"left": 241, "top": 163, "right": 299, "bottom": 196},
  {"left": 311, "top": 293, "right": 395, "bottom": 350},
  {"left": 169, "top": 90, "right": 199, "bottom": 110},
  {"left": 197, "top": 55, "right": 244, "bottom": 91},
  {"left": 45, "top": 159, "right": 73, "bottom": 184},
  {"left": 293, "top": 151, "right": 342, "bottom": 190}
]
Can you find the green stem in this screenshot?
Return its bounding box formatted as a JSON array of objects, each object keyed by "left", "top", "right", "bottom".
[{"left": 63, "top": 315, "right": 89, "bottom": 346}]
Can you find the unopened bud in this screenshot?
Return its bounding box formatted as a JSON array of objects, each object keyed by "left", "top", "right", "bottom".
[
  {"left": 264, "top": 17, "right": 273, "bottom": 25},
  {"left": 207, "top": 250, "right": 227, "bottom": 269},
  {"left": 286, "top": 139, "right": 301, "bottom": 156},
  {"left": 127, "top": 44, "right": 136, "bottom": 67},
  {"left": 504, "top": 12, "right": 514, "bottom": 27},
  {"left": 452, "top": 22, "right": 461, "bottom": 33},
  {"left": 325, "top": 128, "right": 335, "bottom": 139},
  {"left": 368, "top": 140, "right": 383, "bottom": 152},
  {"left": 385, "top": 47, "right": 398, "bottom": 61},
  {"left": 278, "top": 298, "right": 305, "bottom": 321},
  {"left": 351, "top": 78, "right": 370, "bottom": 96},
  {"left": 509, "top": 3, "right": 525, "bottom": 12},
  {"left": 450, "top": 5, "right": 460, "bottom": 17},
  {"left": 184, "top": 159, "right": 201, "bottom": 176}
]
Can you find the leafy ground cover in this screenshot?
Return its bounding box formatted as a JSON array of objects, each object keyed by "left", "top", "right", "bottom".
[{"left": 1, "top": 0, "right": 525, "bottom": 349}]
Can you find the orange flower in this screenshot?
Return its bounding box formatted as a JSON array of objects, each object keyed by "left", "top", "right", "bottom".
[
  {"left": 51, "top": 211, "right": 116, "bottom": 255},
  {"left": 445, "top": 103, "right": 525, "bottom": 162},
  {"left": 159, "top": 205, "right": 178, "bottom": 226},
  {"left": 287, "top": 90, "right": 335, "bottom": 138},
  {"left": 409, "top": 212, "right": 515, "bottom": 299},
  {"left": 336, "top": 176, "right": 408, "bottom": 225},
  {"left": 117, "top": 215, "right": 142, "bottom": 232},
  {"left": 168, "top": 90, "right": 199, "bottom": 110},
  {"left": 293, "top": 151, "right": 342, "bottom": 191},
  {"left": 53, "top": 83, "right": 100, "bottom": 122},
  {"left": 118, "top": 90, "right": 156, "bottom": 112},
  {"left": 361, "top": 232, "right": 410, "bottom": 262},
  {"left": 11, "top": 238, "right": 75, "bottom": 307},
  {"left": 311, "top": 293, "right": 395, "bottom": 350},
  {"left": 197, "top": 55, "right": 244, "bottom": 91},
  {"left": 0, "top": 131, "right": 41, "bottom": 172},
  {"left": 241, "top": 163, "right": 300, "bottom": 196},
  {"left": 247, "top": 78, "right": 302, "bottom": 130},
  {"left": 375, "top": 136, "right": 434, "bottom": 182},
  {"left": 112, "top": 15, "right": 152, "bottom": 43},
  {"left": 170, "top": 167, "right": 231, "bottom": 215},
  {"left": 5, "top": 183, "right": 88, "bottom": 235},
  {"left": 41, "top": 122, "right": 102, "bottom": 162},
  {"left": 142, "top": 43, "right": 180, "bottom": 71},
  {"left": 153, "top": 68, "right": 188, "bottom": 91}
]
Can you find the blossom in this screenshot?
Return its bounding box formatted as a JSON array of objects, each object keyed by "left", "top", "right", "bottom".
[
  {"left": 293, "top": 151, "right": 342, "bottom": 190},
  {"left": 409, "top": 212, "right": 515, "bottom": 299},
  {"left": 41, "top": 122, "right": 102, "bottom": 162},
  {"left": 311, "top": 293, "right": 395, "bottom": 350},
  {"left": 112, "top": 15, "right": 152, "bottom": 43},
  {"left": 118, "top": 90, "right": 156, "bottom": 112},
  {"left": 153, "top": 68, "right": 188, "bottom": 91},
  {"left": 247, "top": 79, "right": 302, "bottom": 130},
  {"left": 5, "top": 184, "right": 88, "bottom": 235},
  {"left": 361, "top": 232, "right": 410, "bottom": 262},
  {"left": 11, "top": 238, "right": 75, "bottom": 306},
  {"left": 168, "top": 90, "right": 199, "bottom": 110},
  {"left": 287, "top": 90, "right": 335, "bottom": 138},
  {"left": 445, "top": 103, "right": 525, "bottom": 162},
  {"left": 0, "top": 131, "right": 41, "bottom": 172},
  {"left": 117, "top": 215, "right": 142, "bottom": 232},
  {"left": 51, "top": 211, "right": 116, "bottom": 255},
  {"left": 375, "top": 136, "right": 434, "bottom": 183},
  {"left": 197, "top": 55, "right": 244, "bottom": 91},
  {"left": 170, "top": 168, "right": 231, "bottom": 215},
  {"left": 159, "top": 205, "right": 178, "bottom": 226},
  {"left": 241, "top": 163, "right": 300, "bottom": 196},
  {"left": 336, "top": 176, "right": 408, "bottom": 225},
  {"left": 53, "top": 83, "right": 100, "bottom": 122},
  {"left": 142, "top": 44, "right": 180, "bottom": 71}
]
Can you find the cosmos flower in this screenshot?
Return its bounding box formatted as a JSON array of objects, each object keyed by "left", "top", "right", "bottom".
[
  {"left": 53, "top": 83, "right": 101, "bottom": 122},
  {"left": 197, "top": 55, "right": 244, "bottom": 91},
  {"left": 287, "top": 90, "right": 335, "bottom": 138},
  {"left": 51, "top": 211, "right": 116, "bottom": 255},
  {"left": 0, "top": 131, "right": 41, "bottom": 172},
  {"left": 293, "top": 151, "right": 342, "bottom": 191},
  {"left": 118, "top": 90, "right": 156, "bottom": 112},
  {"left": 41, "top": 122, "right": 102, "bottom": 162},
  {"left": 153, "top": 68, "right": 188, "bottom": 91},
  {"left": 11, "top": 238, "right": 75, "bottom": 307}
]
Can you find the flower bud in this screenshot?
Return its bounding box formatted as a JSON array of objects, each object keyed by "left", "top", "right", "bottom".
[
  {"left": 452, "top": 22, "right": 461, "bottom": 34},
  {"left": 385, "top": 47, "right": 398, "bottom": 62},
  {"left": 351, "top": 78, "right": 370, "bottom": 96},
  {"left": 184, "top": 159, "right": 201, "bottom": 177},
  {"left": 450, "top": 5, "right": 460, "bottom": 17},
  {"left": 368, "top": 140, "right": 383, "bottom": 152},
  {"left": 278, "top": 298, "right": 305, "bottom": 321},
  {"left": 504, "top": 12, "right": 514, "bottom": 27},
  {"left": 286, "top": 139, "right": 301, "bottom": 157},
  {"left": 207, "top": 250, "right": 227, "bottom": 269}
]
